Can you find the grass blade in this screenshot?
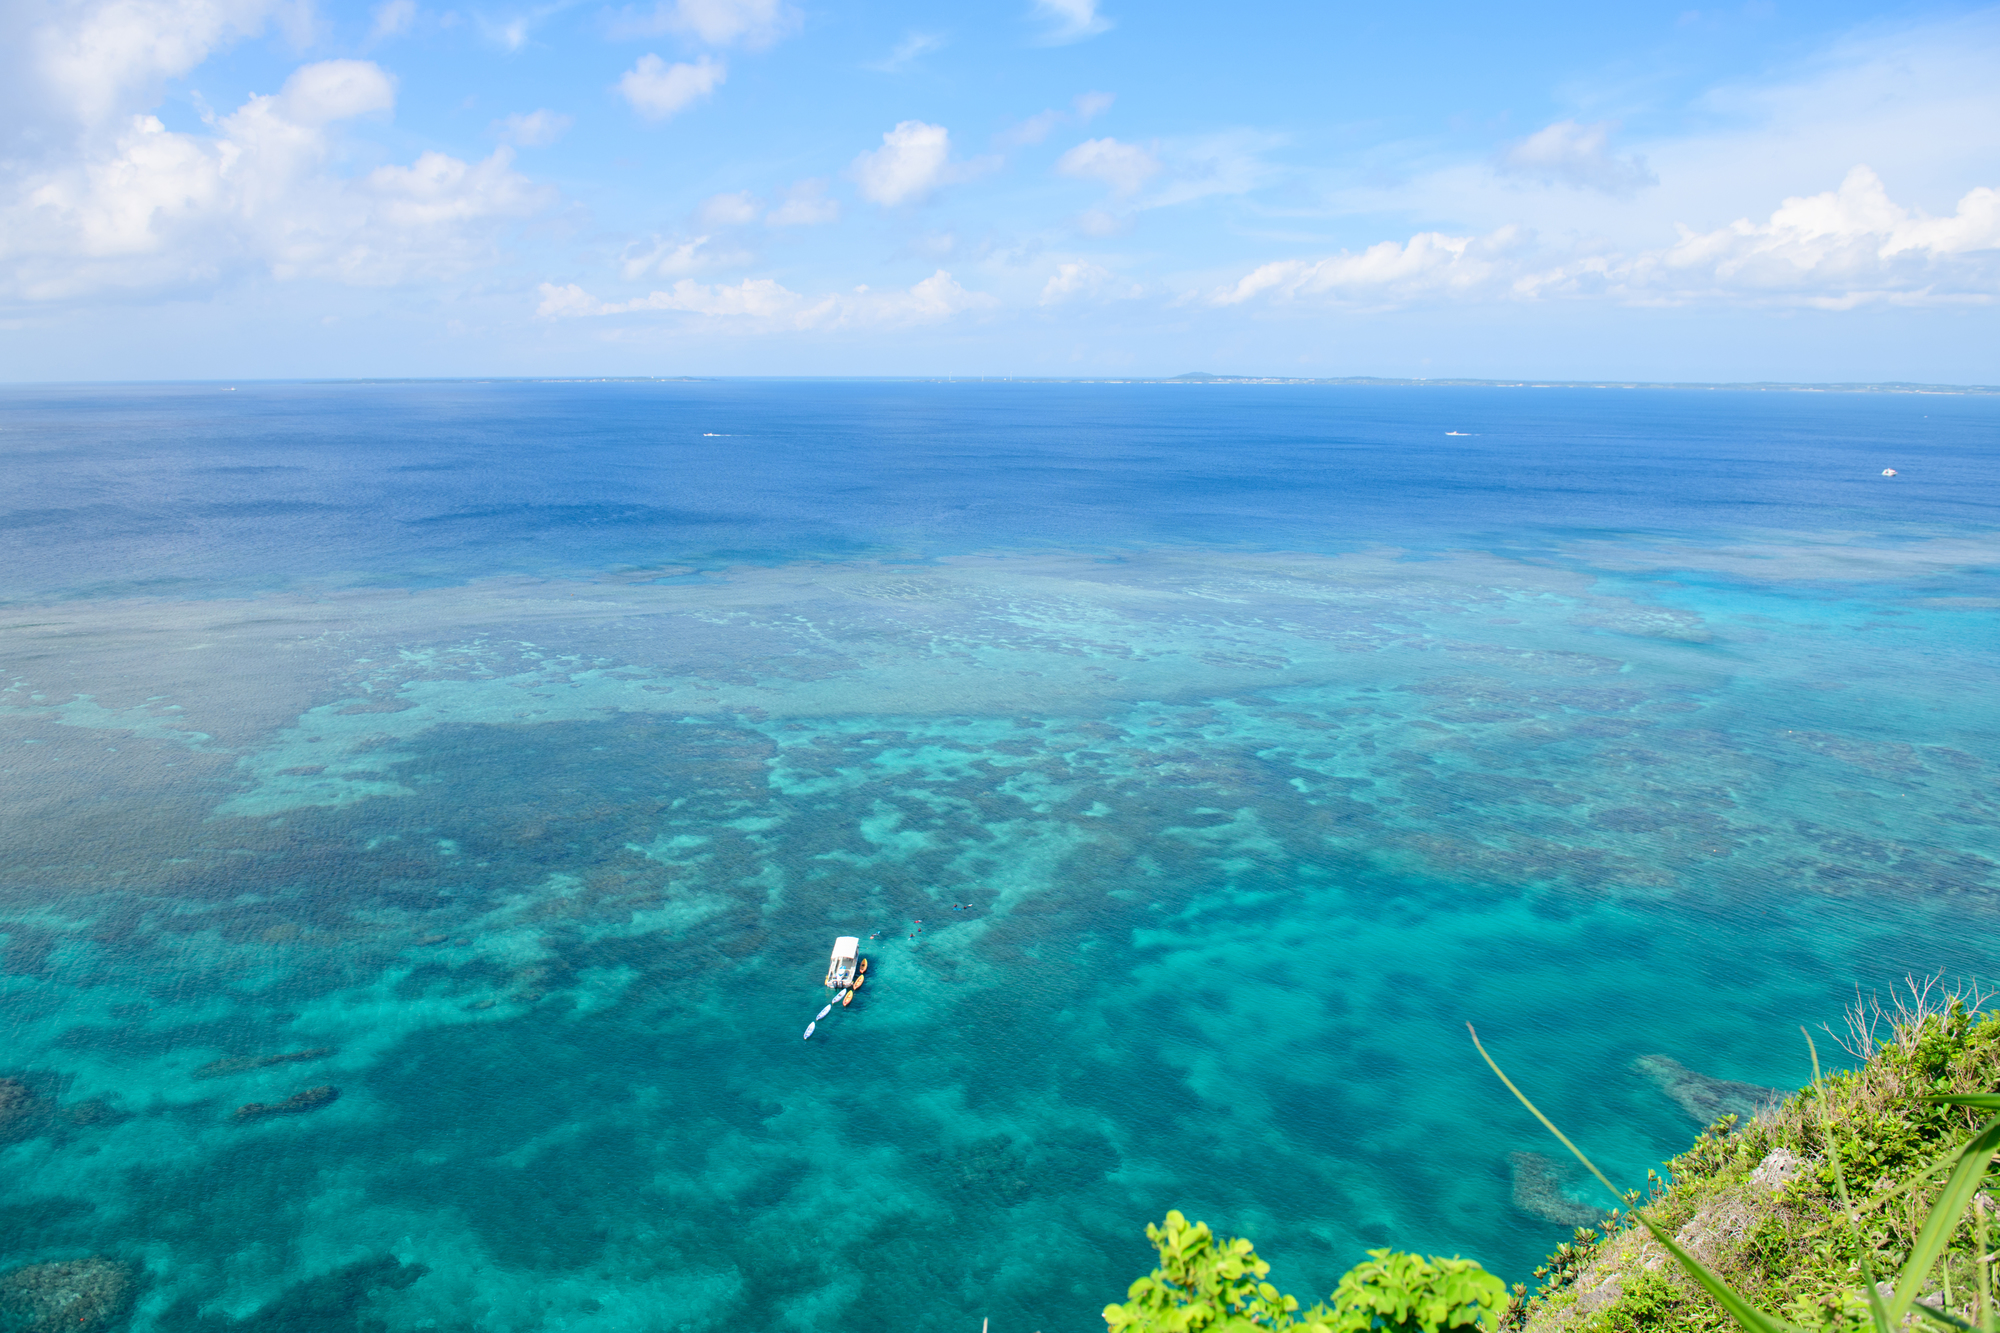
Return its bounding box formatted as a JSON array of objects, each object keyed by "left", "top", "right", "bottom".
[
  {"left": 1468, "top": 1024, "right": 1623, "bottom": 1205},
  {"left": 1914, "top": 1304, "right": 1980, "bottom": 1333}
]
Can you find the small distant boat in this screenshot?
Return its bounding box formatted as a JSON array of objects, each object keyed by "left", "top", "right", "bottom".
[
  {"left": 1882, "top": 468, "right": 1898, "bottom": 477},
  {"left": 815, "top": 1003, "right": 832, "bottom": 1020},
  {"left": 1445, "top": 431, "right": 1470, "bottom": 437},
  {"left": 840, "top": 990, "right": 853, "bottom": 1007},
  {"left": 803, "top": 1021, "right": 816, "bottom": 1040}
]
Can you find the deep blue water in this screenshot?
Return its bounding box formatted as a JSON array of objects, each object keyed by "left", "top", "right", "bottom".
[
  {"left": 3, "top": 381, "right": 1995, "bottom": 596},
  {"left": 0, "top": 381, "right": 1996, "bottom": 1333}
]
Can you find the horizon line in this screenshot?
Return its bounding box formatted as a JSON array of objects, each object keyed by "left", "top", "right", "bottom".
[{"left": 6, "top": 374, "right": 2000, "bottom": 394}]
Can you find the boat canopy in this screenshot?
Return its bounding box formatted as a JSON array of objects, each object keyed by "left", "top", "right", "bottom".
[{"left": 831, "top": 936, "right": 860, "bottom": 960}]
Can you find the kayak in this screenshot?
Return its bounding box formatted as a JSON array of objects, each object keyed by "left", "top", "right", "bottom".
[
  {"left": 803, "top": 1021, "right": 816, "bottom": 1040},
  {"left": 851, "top": 974, "right": 865, "bottom": 991},
  {"left": 815, "top": 1004, "right": 832, "bottom": 1021},
  {"left": 840, "top": 990, "right": 853, "bottom": 1007},
  {"left": 858, "top": 958, "right": 869, "bottom": 974}
]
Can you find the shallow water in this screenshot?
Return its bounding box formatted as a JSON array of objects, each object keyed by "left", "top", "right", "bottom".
[{"left": 1, "top": 382, "right": 1996, "bottom": 1332}]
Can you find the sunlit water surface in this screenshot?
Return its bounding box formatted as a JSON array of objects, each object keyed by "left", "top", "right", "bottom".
[{"left": 1, "top": 381, "right": 1996, "bottom": 1333}]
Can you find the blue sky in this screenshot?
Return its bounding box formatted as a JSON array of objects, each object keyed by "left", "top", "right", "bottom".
[{"left": 3, "top": 0, "right": 1998, "bottom": 380}]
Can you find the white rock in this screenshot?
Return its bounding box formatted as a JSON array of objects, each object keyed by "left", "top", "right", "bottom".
[{"left": 1749, "top": 1148, "right": 1804, "bottom": 1194}]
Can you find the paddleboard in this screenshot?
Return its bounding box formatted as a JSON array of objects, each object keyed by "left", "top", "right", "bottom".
[
  {"left": 803, "top": 1021, "right": 816, "bottom": 1040},
  {"left": 815, "top": 1004, "right": 832, "bottom": 1020}
]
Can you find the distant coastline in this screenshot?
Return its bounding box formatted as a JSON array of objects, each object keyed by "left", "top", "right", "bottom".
[{"left": 415, "top": 374, "right": 2000, "bottom": 394}]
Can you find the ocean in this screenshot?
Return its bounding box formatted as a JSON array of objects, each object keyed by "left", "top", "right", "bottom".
[{"left": 1, "top": 379, "right": 1996, "bottom": 1333}]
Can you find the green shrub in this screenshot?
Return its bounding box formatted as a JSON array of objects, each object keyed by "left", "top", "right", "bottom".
[{"left": 1103, "top": 1211, "right": 1510, "bottom": 1333}]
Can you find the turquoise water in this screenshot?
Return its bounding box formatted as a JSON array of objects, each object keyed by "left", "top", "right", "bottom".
[{"left": 1, "top": 383, "right": 1997, "bottom": 1332}]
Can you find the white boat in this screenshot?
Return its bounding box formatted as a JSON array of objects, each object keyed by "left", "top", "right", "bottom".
[
  {"left": 803, "top": 1021, "right": 816, "bottom": 1040},
  {"left": 824, "top": 936, "right": 860, "bottom": 989},
  {"left": 815, "top": 1004, "right": 832, "bottom": 1021}
]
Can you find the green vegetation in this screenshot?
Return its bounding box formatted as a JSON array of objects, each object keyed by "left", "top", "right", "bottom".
[
  {"left": 1498, "top": 984, "right": 2000, "bottom": 1333},
  {"left": 1110, "top": 981, "right": 2000, "bottom": 1333},
  {"left": 1103, "top": 1211, "right": 1509, "bottom": 1333}
]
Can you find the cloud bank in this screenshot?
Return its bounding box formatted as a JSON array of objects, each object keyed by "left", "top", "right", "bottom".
[
  {"left": 537, "top": 269, "right": 995, "bottom": 329},
  {"left": 2, "top": 59, "right": 547, "bottom": 301},
  {"left": 1217, "top": 166, "right": 2000, "bottom": 310}
]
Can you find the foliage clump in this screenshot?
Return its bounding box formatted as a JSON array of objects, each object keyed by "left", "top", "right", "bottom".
[{"left": 1104, "top": 1210, "right": 1509, "bottom": 1333}]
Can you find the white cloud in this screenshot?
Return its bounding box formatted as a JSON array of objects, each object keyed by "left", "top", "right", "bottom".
[
  {"left": 766, "top": 178, "right": 840, "bottom": 226},
  {"left": 266, "top": 58, "right": 398, "bottom": 123},
  {"left": 617, "top": 53, "right": 725, "bottom": 120},
  {"left": 852, "top": 121, "right": 951, "bottom": 206},
  {"left": 1316, "top": 11, "right": 2000, "bottom": 271},
  {"left": 12, "top": 0, "right": 283, "bottom": 133},
  {"left": 1039, "top": 260, "right": 1140, "bottom": 304},
  {"left": 1056, "top": 137, "right": 1159, "bottom": 195},
  {"left": 697, "top": 190, "right": 761, "bottom": 226},
  {"left": 1500, "top": 120, "right": 1657, "bottom": 197},
  {"left": 1075, "top": 208, "right": 1128, "bottom": 237},
  {"left": 618, "top": 233, "right": 751, "bottom": 279},
  {"left": 1, "top": 59, "right": 549, "bottom": 301},
  {"left": 607, "top": 0, "right": 798, "bottom": 48},
  {"left": 369, "top": 0, "right": 416, "bottom": 41},
  {"left": 1641, "top": 165, "right": 2000, "bottom": 306},
  {"left": 535, "top": 281, "right": 604, "bottom": 318},
  {"left": 1139, "top": 132, "right": 1277, "bottom": 209},
  {"left": 1214, "top": 166, "right": 2000, "bottom": 310},
  {"left": 869, "top": 31, "right": 945, "bottom": 72},
  {"left": 998, "top": 110, "right": 1064, "bottom": 149},
  {"left": 997, "top": 91, "right": 1114, "bottom": 148},
  {"left": 538, "top": 268, "right": 994, "bottom": 329},
  {"left": 1216, "top": 228, "right": 1530, "bottom": 306},
  {"left": 1030, "top": 0, "right": 1109, "bottom": 44},
  {"left": 493, "top": 109, "right": 572, "bottom": 146}
]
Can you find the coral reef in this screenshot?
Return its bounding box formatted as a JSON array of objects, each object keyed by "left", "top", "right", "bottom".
[
  {"left": 193, "top": 1048, "right": 334, "bottom": 1080},
  {"left": 0, "top": 1080, "right": 55, "bottom": 1145},
  {"left": 154, "top": 1255, "right": 424, "bottom": 1332},
  {"left": 1508, "top": 1151, "right": 1608, "bottom": 1228},
  {"left": 0, "top": 1256, "right": 135, "bottom": 1333},
  {"left": 231, "top": 1086, "right": 338, "bottom": 1120},
  {"left": 1633, "top": 1054, "right": 1782, "bottom": 1125}
]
